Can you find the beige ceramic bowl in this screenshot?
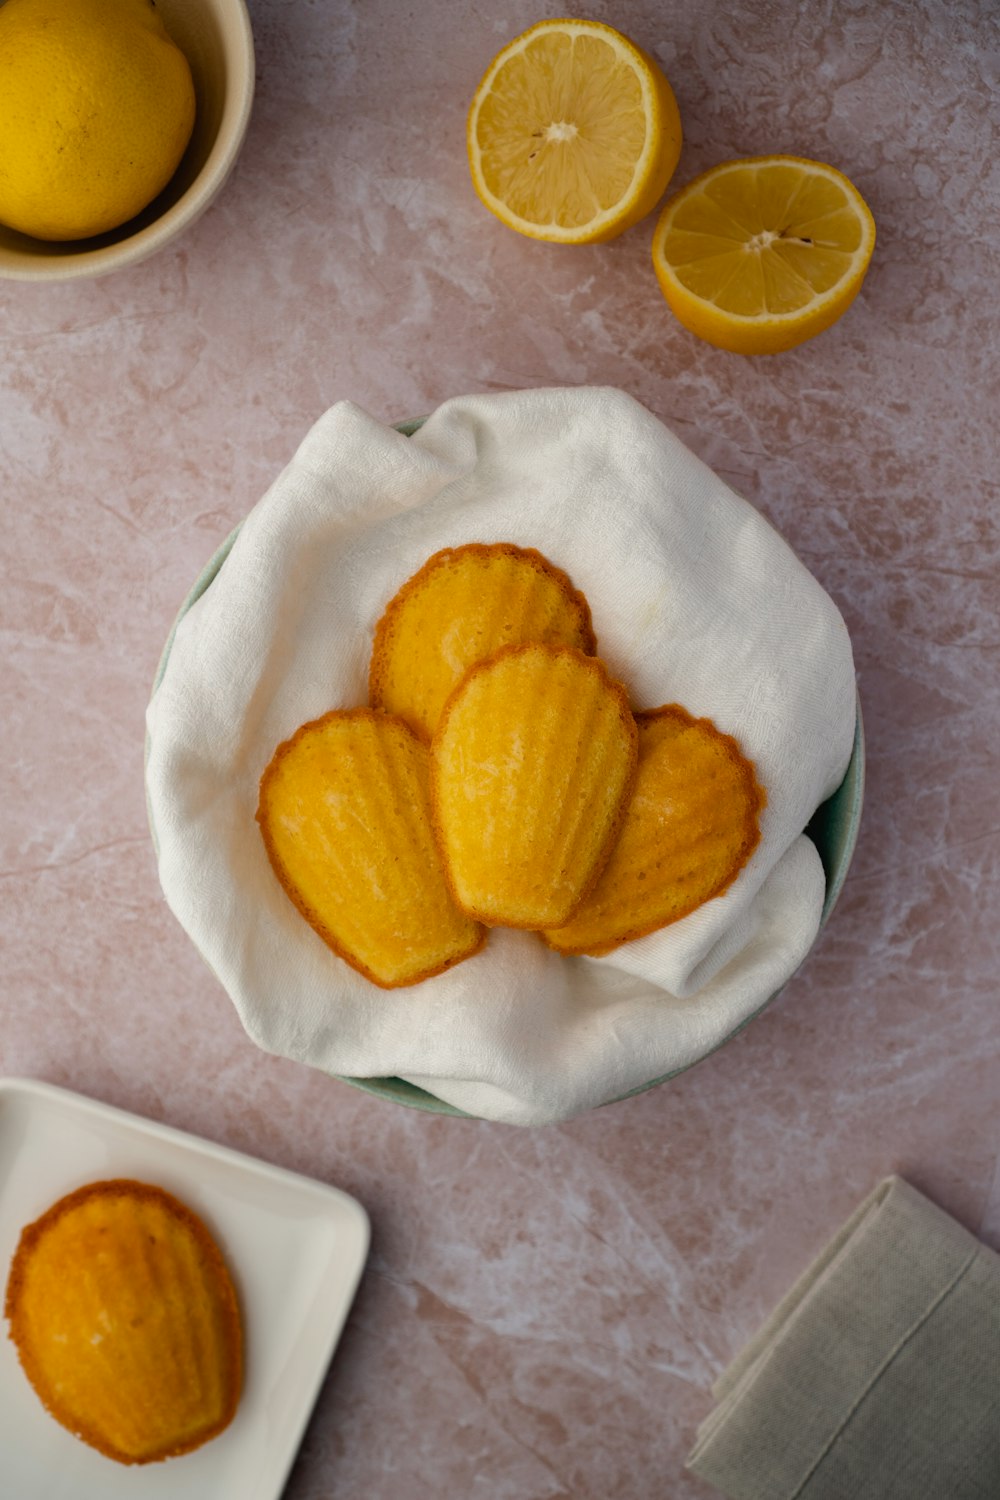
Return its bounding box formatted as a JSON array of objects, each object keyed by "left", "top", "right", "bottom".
[{"left": 0, "top": 0, "right": 254, "bottom": 282}]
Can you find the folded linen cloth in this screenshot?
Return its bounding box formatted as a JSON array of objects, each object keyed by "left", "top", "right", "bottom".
[
  {"left": 687, "top": 1176, "right": 1000, "bottom": 1500},
  {"left": 144, "top": 386, "right": 856, "bottom": 1125}
]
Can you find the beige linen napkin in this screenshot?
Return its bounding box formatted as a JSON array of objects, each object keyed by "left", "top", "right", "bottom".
[
  {"left": 687, "top": 1176, "right": 1000, "bottom": 1500},
  {"left": 145, "top": 386, "right": 856, "bottom": 1124}
]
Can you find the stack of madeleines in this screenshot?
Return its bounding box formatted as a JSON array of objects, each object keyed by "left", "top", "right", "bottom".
[{"left": 256, "top": 543, "right": 766, "bottom": 989}]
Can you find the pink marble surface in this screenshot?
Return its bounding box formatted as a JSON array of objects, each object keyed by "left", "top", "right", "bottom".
[{"left": 2, "top": 0, "right": 999, "bottom": 1494}]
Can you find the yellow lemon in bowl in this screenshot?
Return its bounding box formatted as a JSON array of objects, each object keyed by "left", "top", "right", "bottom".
[
  {"left": 468, "top": 18, "right": 682, "bottom": 245},
  {"left": 0, "top": 0, "right": 195, "bottom": 241}
]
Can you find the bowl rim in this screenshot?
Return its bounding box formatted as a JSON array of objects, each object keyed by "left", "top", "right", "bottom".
[
  {"left": 146, "top": 414, "right": 865, "bottom": 1120},
  {"left": 0, "top": 0, "right": 256, "bottom": 283}
]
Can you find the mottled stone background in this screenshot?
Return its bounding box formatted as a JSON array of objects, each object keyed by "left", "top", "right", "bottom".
[{"left": 2, "top": 0, "right": 998, "bottom": 1494}]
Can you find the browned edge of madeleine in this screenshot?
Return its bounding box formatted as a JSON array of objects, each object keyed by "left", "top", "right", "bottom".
[
  {"left": 368, "top": 542, "right": 598, "bottom": 738},
  {"left": 541, "top": 702, "right": 767, "bottom": 956},
  {"left": 428, "top": 643, "right": 639, "bottom": 930},
  {"left": 257, "top": 706, "right": 486, "bottom": 988}
]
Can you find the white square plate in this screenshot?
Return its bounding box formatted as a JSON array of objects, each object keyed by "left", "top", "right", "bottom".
[{"left": 0, "top": 1076, "right": 369, "bottom": 1497}]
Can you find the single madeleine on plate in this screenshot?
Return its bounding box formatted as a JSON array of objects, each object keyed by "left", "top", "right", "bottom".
[
  {"left": 4, "top": 1179, "right": 242, "bottom": 1466},
  {"left": 431, "top": 643, "right": 638, "bottom": 929},
  {"left": 545, "top": 704, "right": 766, "bottom": 954},
  {"left": 257, "top": 708, "right": 484, "bottom": 988},
  {"left": 369, "top": 542, "right": 596, "bottom": 742}
]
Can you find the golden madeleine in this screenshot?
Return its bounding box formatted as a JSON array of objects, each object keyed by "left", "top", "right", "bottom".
[
  {"left": 369, "top": 542, "right": 596, "bottom": 741},
  {"left": 5, "top": 1179, "right": 241, "bottom": 1466},
  {"left": 544, "top": 704, "right": 765, "bottom": 954},
  {"left": 431, "top": 644, "right": 637, "bottom": 928},
  {"left": 258, "top": 708, "right": 484, "bottom": 987}
]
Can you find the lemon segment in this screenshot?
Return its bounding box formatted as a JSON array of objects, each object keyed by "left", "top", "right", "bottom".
[
  {"left": 468, "top": 19, "right": 682, "bottom": 245},
  {"left": 0, "top": 0, "right": 196, "bottom": 242},
  {"left": 651, "top": 156, "right": 876, "bottom": 353}
]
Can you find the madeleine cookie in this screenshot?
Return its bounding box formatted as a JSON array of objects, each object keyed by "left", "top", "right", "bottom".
[
  {"left": 258, "top": 708, "right": 484, "bottom": 988},
  {"left": 544, "top": 704, "right": 765, "bottom": 955},
  {"left": 5, "top": 1180, "right": 241, "bottom": 1466},
  {"left": 431, "top": 644, "right": 637, "bottom": 928},
  {"left": 369, "top": 542, "right": 596, "bottom": 741}
]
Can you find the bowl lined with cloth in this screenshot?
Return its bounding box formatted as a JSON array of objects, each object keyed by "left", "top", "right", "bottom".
[{"left": 145, "top": 389, "right": 864, "bottom": 1125}]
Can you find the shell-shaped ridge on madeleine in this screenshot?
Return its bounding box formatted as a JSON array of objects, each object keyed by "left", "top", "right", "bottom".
[
  {"left": 4, "top": 1179, "right": 242, "bottom": 1466},
  {"left": 544, "top": 703, "right": 766, "bottom": 954},
  {"left": 369, "top": 542, "right": 597, "bottom": 741},
  {"left": 431, "top": 643, "right": 638, "bottom": 929},
  {"left": 257, "top": 707, "right": 485, "bottom": 988}
]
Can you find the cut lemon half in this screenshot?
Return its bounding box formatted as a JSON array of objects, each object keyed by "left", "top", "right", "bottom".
[
  {"left": 651, "top": 155, "right": 876, "bottom": 354},
  {"left": 468, "top": 18, "right": 682, "bottom": 245}
]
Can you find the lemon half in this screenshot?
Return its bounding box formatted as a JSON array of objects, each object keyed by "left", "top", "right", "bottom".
[
  {"left": 468, "top": 18, "right": 682, "bottom": 245},
  {"left": 651, "top": 155, "right": 876, "bottom": 354}
]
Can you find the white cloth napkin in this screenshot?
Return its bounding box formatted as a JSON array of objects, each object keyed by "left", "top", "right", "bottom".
[{"left": 145, "top": 386, "right": 856, "bottom": 1126}]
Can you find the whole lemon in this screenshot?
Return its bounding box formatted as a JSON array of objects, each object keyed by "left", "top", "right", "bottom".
[{"left": 0, "top": 0, "right": 195, "bottom": 241}]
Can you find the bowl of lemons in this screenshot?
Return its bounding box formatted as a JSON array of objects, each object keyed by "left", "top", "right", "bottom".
[{"left": 0, "top": 0, "right": 254, "bottom": 281}]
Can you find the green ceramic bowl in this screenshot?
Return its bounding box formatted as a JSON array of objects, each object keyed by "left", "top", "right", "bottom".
[{"left": 148, "top": 417, "right": 865, "bottom": 1118}]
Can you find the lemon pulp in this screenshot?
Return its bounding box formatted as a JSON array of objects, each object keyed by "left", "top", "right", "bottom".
[
  {"left": 652, "top": 156, "right": 876, "bottom": 353},
  {"left": 468, "top": 19, "right": 681, "bottom": 244}
]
